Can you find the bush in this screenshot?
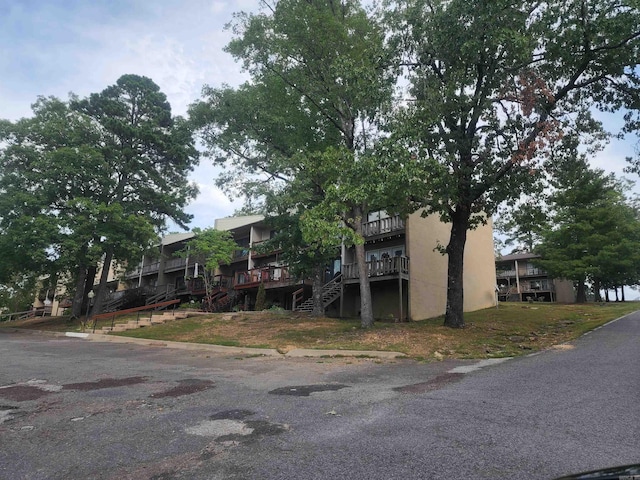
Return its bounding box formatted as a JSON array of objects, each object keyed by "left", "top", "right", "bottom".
[{"left": 254, "top": 282, "right": 266, "bottom": 311}]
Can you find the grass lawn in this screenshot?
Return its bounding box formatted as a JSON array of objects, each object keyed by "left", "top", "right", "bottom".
[{"left": 2, "top": 302, "right": 638, "bottom": 360}]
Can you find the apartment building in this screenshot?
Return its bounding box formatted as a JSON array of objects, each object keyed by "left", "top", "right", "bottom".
[
  {"left": 495, "top": 252, "right": 575, "bottom": 303},
  {"left": 123, "top": 211, "right": 497, "bottom": 321}
]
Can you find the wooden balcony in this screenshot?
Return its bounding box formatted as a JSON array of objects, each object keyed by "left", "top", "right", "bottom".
[
  {"left": 343, "top": 256, "right": 409, "bottom": 282},
  {"left": 164, "top": 257, "right": 187, "bottom": 272},
  {"left": 362, "top": 215, "right": 405, "bottom": 238},
  {"left": 497, "top": 268, "right": 548, "bottom": 279},
  {"left": 233, "top": 265, "right": 298, "bottom": 289}
]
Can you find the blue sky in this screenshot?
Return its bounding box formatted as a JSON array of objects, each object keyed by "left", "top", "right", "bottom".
[
  {"left": 1, "top": 0, "right": 638, "bottom": 232},
  {"left": 1, "top": 0, "right": 260, "bottom": 230}
]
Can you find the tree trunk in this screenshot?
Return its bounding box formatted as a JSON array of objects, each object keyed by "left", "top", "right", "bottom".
[
  {"left": 71, "top": 265, "right": 88, "bottom": 318},
  {"left": 311, "top": 263, "right": 324, "bottom": 317},
  {"left": 444, "top": 209, "right": 470, "bottom": 328},
  {"left": 576, "top": 278, "right": 587, "bottom": 303},
  {"left": 605, "top": 289, "right": 610, "bottom": 302},
  {"left": 621, "top": 285, "right": 626, "bottom": 302},
  {"left": 593, "top": 279, "right": 602, "bottom": 303},
  {"left": 614, "top": 287, "right": 619, "bottom": 302},
  {"left": 90, "top": 249, "right": 114, "bottom": 317},
  {"left": 352, "top": 206, "right": 374, "bottom": 328}
]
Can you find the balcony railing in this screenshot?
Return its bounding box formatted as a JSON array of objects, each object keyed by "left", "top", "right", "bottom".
[
  {"left": 525, "top": 267, "right": 546, "bottom": 276},
  {"left": 497, "top": 268, "right": 547, "bottom": 278},
  {"left": 234, "top": 266, "right": 293, "bottom": 286},
  {"left": 496, "top": 269, "right": 516, "bottom": 278},
  {"left": 164, "top": 257, "right": 187, "bottom": 271},
  {"left": 362, "top": 215, "right": 405, "bottom": 237},
  {"left": 497, "top": 283, "right": 555, "bottom": 294},
  {"left": 343, "top": 256, "right": 409, "bottom": 280}
]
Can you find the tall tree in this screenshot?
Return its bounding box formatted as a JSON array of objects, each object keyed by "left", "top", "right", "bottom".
[
  {"left": 0, "top": 75, "right": 199, "bottom": 317},
  {"left": 536, "top": 153, "right": 640, "bottom": 302},
  {"left": 495, "top": 196, "right": 549, "bottom": 254},
  {"left": 0, "top": 97, "right": 110, "bottom": 316},
  {"left": 71, "top": 74, "right": 199, "bottom": 315},
  {"left": 192, "top": 0, "right": 395, "bottom": 327},
  {"left": 385, "top": 0, "right": 640, "bottom": 327}
]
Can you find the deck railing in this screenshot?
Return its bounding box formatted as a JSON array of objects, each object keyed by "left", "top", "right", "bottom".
[
  {"left": 343, "top": 256, "right": 409, "bottom": 279},
  {"left": 235, "top": 265, "right": 293, "bottom": 286},
  {"left": 362, "top": 215, "right": 405, "bottom": 237}
]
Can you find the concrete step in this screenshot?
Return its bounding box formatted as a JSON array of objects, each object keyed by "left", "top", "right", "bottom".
[
  {"left": 126, "top": 320, "right": 152, "bottom": 328},
  {"left": 99, "top": 311, "right": 192, "bottom": 333},
  {"left": 110, "top": 324, "right": 131, "bottom": 332}
]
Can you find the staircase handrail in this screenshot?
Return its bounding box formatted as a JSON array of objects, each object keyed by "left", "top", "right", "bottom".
[
  {"left": 292, "top": 287, "right": 305, "bottom": 311},
  {"left": 0, "top": 308, "right": 48, "bottom": 322},
  {"left": 323, "top": 273, "right": 342, "bottom": 293},
  {"left": 294, "top": 274, "right": 342, "bottom": 311}
]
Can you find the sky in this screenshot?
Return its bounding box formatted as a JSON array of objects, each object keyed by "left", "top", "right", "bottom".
[
  {"left": 1, "top": 0, "right": 261, "bottom": 230},
  {"left": 1, "top": 0, "right": 638, "bottom": 233}
]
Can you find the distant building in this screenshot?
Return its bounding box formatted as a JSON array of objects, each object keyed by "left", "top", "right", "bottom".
[{"left": 495, "top": 253, "right": 574, "bottom": 303}]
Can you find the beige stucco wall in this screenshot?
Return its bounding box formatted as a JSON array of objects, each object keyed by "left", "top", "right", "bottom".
[{"left": 406, "top": 212, "right": 497, "bottom": 320}]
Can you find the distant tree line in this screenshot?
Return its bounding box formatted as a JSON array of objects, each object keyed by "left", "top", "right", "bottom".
[{"left": 497, "top": 133, "right": 640, "bottom": 303}]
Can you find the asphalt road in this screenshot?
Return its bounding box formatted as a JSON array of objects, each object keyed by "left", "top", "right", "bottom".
[{"left": 0, "top": 311, "right": 638, "bottom": 480}]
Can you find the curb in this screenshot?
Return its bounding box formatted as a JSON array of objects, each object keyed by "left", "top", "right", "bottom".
[
  {"left": 285, "top": 348, "right": 405, "bottom": 359},
  {"left": 0, "top": 328, "right": 406, "bottom": 359},
  {"left": 82, "top": 332, "right": 283, "bottom": 357}
]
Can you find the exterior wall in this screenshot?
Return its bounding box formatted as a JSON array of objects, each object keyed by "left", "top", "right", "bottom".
[
  {"left": 554, "top": 279, "right": 575, "bottom": 303},
  {"left": 95, "top": 257, "right": 126, "bottom": 292},
  {"left": 407, "top": 212, "right": 496, "bottom": 320},
  {"left": 339, "top": 281, "right": 408, "bottom": 321},
  {"left": 32, "top": 278, "right": 66, "bottom": 316},
  {"left": 370, "top": 281, "right": 407, "bottom": 321}
]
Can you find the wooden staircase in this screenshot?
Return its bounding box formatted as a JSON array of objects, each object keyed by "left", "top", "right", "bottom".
[
  {"left": 203, "top": 289, "right": 245, "bottom": 312},
  {"left": 295, "top": 275, "right": 342, "bottom": 313},
  {"left": 145, "top": 286, "right": 177, "bottom": 306}
]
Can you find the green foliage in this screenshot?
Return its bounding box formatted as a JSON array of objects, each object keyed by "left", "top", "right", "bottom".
[
  {"left": 0, "top": 275, "right": 38, "bottom": 313},
  {"left": 179, "top": 228, "right": 238, "bottom": 299},
  {"left": 0, "top": 75, "right": 199, "bottom": 315},
  {"left": 254, "top": 282, "right": 267, "bottom": 311},
  {"left": 536, "top": 153, "right": 640, "bottom": 301},
  {"left": 191, "top": 0, "right": 400, "bottom": 327},
  {"left": 495, "top": 197, "right": 549, "bottom": 253},
  {"left": 383, "top": 0, "right": 640, "bottom": 326}
]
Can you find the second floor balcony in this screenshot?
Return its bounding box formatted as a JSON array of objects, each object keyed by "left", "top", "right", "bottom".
[
  {"left": 496, "top": 266, "right": 547, "bottom": 279},
  {"left": 343, "top": 256, "right": 409, "bottom": 281},
  {"left": 234, "top": 265, "right": 296, "bottom": 289},
  {"left": 362, "top": 215, "right": 405, "bottom": 238}
]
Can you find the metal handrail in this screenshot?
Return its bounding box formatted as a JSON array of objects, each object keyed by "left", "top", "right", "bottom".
[{"left": 88, "top": 299, "right": 181, "bottom": 333}]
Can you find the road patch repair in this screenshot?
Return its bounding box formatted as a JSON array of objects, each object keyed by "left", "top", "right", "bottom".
[
  {"left": 150, "top": 378, "right": 214, "bottom": 398},
  {"left": 63, "top": 376, "right": 149, "bottom": 391},
  {"left": 0, "top": 379, "right": 62, "bottom": 401},
  {"left": 186, "top": 409, "right": 289, "bottom": 443},
  {"left": 269, "top": 384, "right": 350, "bottom": 396}
]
